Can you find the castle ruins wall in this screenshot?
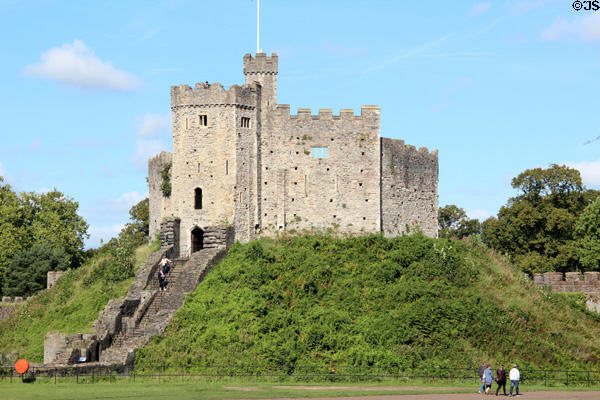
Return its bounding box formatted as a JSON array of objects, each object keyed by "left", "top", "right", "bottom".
[
  {"left": 258, "top": 105, "right": 381, "bottom": 235},
  {"left": 148, "top": 151, "right": 173, "bottom": 238},
  {"left": 381, "top": 138, "right": 438, "bottom": 237},
  {"left": 534, "top": 272, "right": 600, "bottom": 312}
]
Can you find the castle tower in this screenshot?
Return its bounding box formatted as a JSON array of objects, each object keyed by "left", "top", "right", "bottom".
[
  {"left": 243, "top": 53, "right": 277, "bottom": 108},
  {"left": 167, "top": 82, "right": 261, "bottom": 255}
]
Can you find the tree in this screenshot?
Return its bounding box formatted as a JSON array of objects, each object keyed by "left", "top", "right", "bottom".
[
  {"left": 116, "top": 198, "right": 149, "bottom": 247},
  {"left": 574, "top": 197, "right": 600, "bottom": 271},
  {"left": 482, "top": 164, "right": 599, "bottom": 274},
  {"left": 0, "top": 179, "right": 88, "bottom": 296},
  {"left": 2, "top": 243, "right": 69, "bottom": 297},
  {"left": 438, "top": 205, "right": 481, "bottom": 239}
]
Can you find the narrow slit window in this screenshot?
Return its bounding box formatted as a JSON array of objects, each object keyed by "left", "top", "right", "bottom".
[
  {"left": 312, "top": 147, "right": 328, "bottom": 159},
  {"left": 198, "top": 115, "right": 208, "bottom": 127},
  {"left": 226, "top": 160, "right": 229, "bottom": 175},
  {"left": 194, "top": 188, "right": 203, "bottom": 209},
  {"left": 241, "top": 117, "right": 250, "bottom": 128}
]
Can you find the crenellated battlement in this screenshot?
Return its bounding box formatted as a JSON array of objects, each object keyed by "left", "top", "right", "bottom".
[
  {"left": 534, "top": 272, "right": 600, "bottom": 293},
  {"left": 275, "top": 104, "right": 380, "bottom": 120},
  {"left": 171, "top": 81, "right": 260, "bottom": 109},
  {"left": 243, "top": 53, "right": 278, "bottom": 75},
  {"left": 382, "top": 137, "right": 438, "bottom": 159}
]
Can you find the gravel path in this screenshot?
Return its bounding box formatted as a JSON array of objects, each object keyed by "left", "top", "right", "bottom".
[{"left": 270, "top": 391, "right": 600, "bottom": 400}]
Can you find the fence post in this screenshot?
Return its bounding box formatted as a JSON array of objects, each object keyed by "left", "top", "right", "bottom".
[
  {"left": 92, "top": 366, "right": 95, "bottom": 384},
  {"left": 76, "top": 368, "right": 79, "bottom": 384},
  {"left": 10, "top": 368, "right": 12, "bottom": 383},
  {"left": 566, "top": 370, "right": 569, "bottom": 386},
  {"left": 588, "top": 371, "right": 590, "bottom": 387},
  {"left": 54, "top": 368, "right": 57, "bottom": 384},
  {"left": 544, "top": 370, "right": 547, "bottom": 387}
]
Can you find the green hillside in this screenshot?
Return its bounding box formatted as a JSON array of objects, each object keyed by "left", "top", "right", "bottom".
[
  {"left": 0, "top": 243, "right": 156, "bottom": 362},
  {"left": 135, "top": 233, "right": 600, "bottom": 371}
]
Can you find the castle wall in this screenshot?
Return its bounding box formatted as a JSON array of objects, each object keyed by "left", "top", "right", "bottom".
[
  {"left": 148, "top": 151, "right": 173, "bottom": 238},
  {"left": 381, "top": 138, "right": 438, "bottom": 237},
  {"left": 233, "top": 84, "right": 261, "bottom": 242},
  {"left": 170, "top": 83, "right": 259, "bottom": 255},
  {"left": 259, "top": 105, "right": 381, "bottom": 235},
  {"left": 534, "top": 272, "right": 600, "bottom": 312}
]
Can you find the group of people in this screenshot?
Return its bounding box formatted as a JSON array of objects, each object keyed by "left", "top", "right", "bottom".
[
  {"left": 478, "top": 362, "right": 520, "bottom": 396},
  {"left": 157, "top": 255, "right": 171, "bottom": 291}
]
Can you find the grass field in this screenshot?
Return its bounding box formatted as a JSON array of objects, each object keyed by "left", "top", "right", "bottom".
[{"left": 3, "top": 381, "right": 600, "bottom": 400}]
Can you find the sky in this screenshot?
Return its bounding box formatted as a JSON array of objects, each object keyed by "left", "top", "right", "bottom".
[{"left": 0, "top": 0, "right": 599, "bottom": 248}]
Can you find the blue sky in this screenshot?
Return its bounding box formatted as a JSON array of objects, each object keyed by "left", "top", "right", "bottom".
[{"left": 0, "top": 0, "right": 599, "bottom": 248}]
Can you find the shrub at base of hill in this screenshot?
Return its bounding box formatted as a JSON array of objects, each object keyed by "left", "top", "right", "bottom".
[
  {"left": 0, "top": 243, "right": 156, "bottom": 362},
  {"left": 2, "top": 243, "right": 69, "bottom": 297}
]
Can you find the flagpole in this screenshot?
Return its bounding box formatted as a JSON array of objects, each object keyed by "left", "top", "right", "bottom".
[{"left": 257, "top": 0, "right": 260, "bottom": 53}]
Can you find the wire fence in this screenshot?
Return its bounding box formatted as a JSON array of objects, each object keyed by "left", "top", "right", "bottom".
[{"left": 1, "top": 364, "right": 600, "bottom": 386}]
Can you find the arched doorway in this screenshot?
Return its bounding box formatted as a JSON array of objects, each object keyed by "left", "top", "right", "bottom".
[{"left": 191, "top": 227, "right": 204, "bottom": 253}]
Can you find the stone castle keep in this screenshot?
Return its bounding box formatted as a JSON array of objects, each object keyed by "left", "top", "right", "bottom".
[{"left": 149, "top": 53, "right": 438, "bottom": 256}]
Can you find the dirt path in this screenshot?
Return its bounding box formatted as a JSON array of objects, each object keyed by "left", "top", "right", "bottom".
[{"left": 270, "top": 392, "right": 600, "bottom": 400}]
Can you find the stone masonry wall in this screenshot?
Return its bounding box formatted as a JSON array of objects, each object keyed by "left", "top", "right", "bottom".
[
  {"left": 148, "top": 151, "right": 173, "bottom": 238},
  {"left": 170, "top": 83, "right": 259, "bottom": 256},
  {"left": 259, "top": 105, "right": 381, "bottom": 236},
  {"left": 381, "top": 138, "right": 438, "bottom": 237},
  {"left": 534, "top": 272, "right": 600, "bottom": 312}
]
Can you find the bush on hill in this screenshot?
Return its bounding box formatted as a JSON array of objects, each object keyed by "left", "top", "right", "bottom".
[{"left": 135, "top": 233, "right": 600, "bottom": 372}]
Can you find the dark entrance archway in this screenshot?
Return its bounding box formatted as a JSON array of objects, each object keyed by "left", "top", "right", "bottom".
[{"left": 191, "top": 227, "right": 204, "bottom": 253}]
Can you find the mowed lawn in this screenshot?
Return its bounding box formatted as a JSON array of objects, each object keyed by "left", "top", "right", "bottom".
[{"left": 0, "top": 382, "right": 475, "bottom": 400}]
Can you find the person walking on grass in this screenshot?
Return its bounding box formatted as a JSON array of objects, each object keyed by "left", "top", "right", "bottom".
[
  {"left": 509, "top": 364, "right": 520, "bottom": 396},
  {"left": 496, "top": 364, "right": 507, "bottom": 396},
  {"left": 478, "top": 362, "right": 487, "bottom": 393},
  {"left": 484, "top": 364, "right": 494, "bottom": 395}
]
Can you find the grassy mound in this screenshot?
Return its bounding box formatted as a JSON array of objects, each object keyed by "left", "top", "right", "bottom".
[
  {"left": 0, "top": 243, "right": 157, "bottom": 362},
  {"left": 135, "top": 234, "right": 600, "bottom": 371}
]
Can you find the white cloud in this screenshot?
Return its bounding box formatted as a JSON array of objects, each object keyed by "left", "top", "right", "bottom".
[
  {"left": 132, "top": 113, "right": 171, "bottom": 170},
  {"left": 106, "top": 190, "right": 147, "bottom": 212},
  {"left": 541, "top": 19, "right": 570, "bottom": 40},
  {"left": 135, "top": 112, "right": 170, "bottom": 138},
  {"left": 565, "top": 160, "right": 600, "bottom": 186},
  {"left": 541, "top": 13, "right": 600, "bottom": 41},
  {"left": 469, "top": 2, "right": 492, "bottom": 16},
  {"left": 86, "top": 224, "right": 125, "bottom": 248},
  {"left": 467, "top": 208, "right": 493, "bottom": 221},
  {"left": 22, "top": 40, "right": 141, "bottom": 91},
  {"left": 512, "top": 0, "right": 556, "bottom": 14}
]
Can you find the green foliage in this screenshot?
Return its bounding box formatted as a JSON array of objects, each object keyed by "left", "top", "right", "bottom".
[
  {"left": 482, "top": 164, "right": 600, "bottom": 274},
  {"left": 161, "top": 163, "right": 172, "bottom": 197},
  {"left": 0, "top": 243, "right": 153, "bottom": 361},
  {"left": 136, "top": 234, "right": 600, "bottom": 372},
  {"left": 574, "top": 198, "right": 600, "bottom": 270},
  {"left": 0, "top": 178, "right": 88, "bottom": 296},
  {"left": 2, "top": 243, "right": 69, "bottom": 297},
  {"left": 438, "top": 204, "right": 481, "bottom": 239},
  {"left": 116, "top": 198, "right": 150, "bottom": 247}
]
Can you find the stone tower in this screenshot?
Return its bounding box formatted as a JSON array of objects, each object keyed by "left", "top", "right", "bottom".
[{"left": 149, "top": 52, "right": 439, "bottom": 258}]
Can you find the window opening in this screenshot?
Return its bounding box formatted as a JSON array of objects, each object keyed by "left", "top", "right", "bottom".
[
  {"left": 241, "top": 117, "right": 250, "bottom": 128},
  {"left": 194, "top": 188, "right": 203, "bottom": 209},
  {"left": 199, "top": 115, "right": 208, "bottom": 126},
  {"left": 312, "top": 147, "right": 328, "bottom": 159},
  {"left": 226, "top": 160, "right": 229, "bottom": 175}
]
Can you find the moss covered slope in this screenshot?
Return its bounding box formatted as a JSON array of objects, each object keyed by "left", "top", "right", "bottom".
[
  {"left": 0, "top": 244, "right": 156, "bottom": 362},
  {"left": 136, "top": 234, "right": 600, "bottom": 371}
]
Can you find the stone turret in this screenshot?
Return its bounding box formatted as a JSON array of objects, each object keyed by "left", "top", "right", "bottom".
[{"left": 244, "top": 53, "right": 277, "bottom": 107}]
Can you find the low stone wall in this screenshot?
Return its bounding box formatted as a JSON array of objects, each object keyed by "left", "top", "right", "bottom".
[
  {"left": 0, "top": 297, "right": 26, "bottom": 323},
  {"left": 534, "top": 272, "right": 600, "bottom": 312},
  {"left": 47, "top": 271, "right": 64, "bottom": 289},
  {"left": 44, "top": 246, "right": 175, "bottom": 365},
  {"left": 44, "top": 333, "right": 98, "bottom": 364}
]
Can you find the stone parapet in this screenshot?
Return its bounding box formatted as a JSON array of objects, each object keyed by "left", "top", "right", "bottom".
[
  {"left": 47, "top": 270, "right": 64, "bottom": 289},
  {"left": 533, "top": 271, "right": 600, "bottom": 313}
]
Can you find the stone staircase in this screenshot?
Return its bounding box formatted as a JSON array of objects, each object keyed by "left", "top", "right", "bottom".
[
  {"left": 98, "top": 247, "right": 227, "bottom": 365},
  {"left": 43, "top": 226, "right": 233, "bottom": 366}
]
